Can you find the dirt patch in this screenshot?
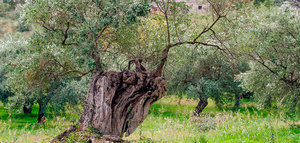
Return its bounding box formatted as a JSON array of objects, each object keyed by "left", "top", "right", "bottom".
[{"left": 0, "top": 18, "right": 18, "bottom": 38}]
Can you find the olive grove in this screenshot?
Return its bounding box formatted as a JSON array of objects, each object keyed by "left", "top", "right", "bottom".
[
  {"left": 1, "top": 0, "right": 298, "bottom": 142},
  {"left": 4, "top": 0, "right": 240, "bottom": 142}
]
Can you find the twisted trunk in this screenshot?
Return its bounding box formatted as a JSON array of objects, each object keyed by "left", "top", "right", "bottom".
[
  {"left": 78, "top": 70, "right": 167, "bottom": 141},
  {"left": 52, "top": 62, "right": 167, "bottom": 142},
  {"left": 194, "top": 98, "right": 208, "bottom": 115}
]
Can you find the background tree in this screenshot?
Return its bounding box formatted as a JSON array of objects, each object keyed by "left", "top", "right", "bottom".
[
  {"left": 165, "top": 0, "right": 252, "bottom": 114},
  {"left": 0, "top": 35, "right": 34, "bottom": 114},
  {"left": 223, "top": 2, "right": 299, "bottom": 115},
  {"left": 167, "top": 46, "right": 249, "bottom": 114},
  {"left": 0, "top": 35, "right": 88, "bottom": 121}
]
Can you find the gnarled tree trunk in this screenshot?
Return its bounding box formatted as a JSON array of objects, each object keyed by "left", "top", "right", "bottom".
[
  {"left": 52, "top": 60, "right": 167, "bottom": 142},
  {"left": 78, "top": 69, "right": 167, "bottom": 141}
]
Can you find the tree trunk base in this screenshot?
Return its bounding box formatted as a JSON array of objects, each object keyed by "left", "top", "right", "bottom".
[
  {"left": 37, "top": 102, "right": 46, "bottom": 124},
  {"left": 194, "top": 98, "right": 208, "bottom": 116},
  {"left": 102, "top": 135, "right": 124, "bottom": 142}
]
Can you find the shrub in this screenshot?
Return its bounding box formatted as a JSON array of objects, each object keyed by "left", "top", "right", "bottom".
[{"left": 16, "top": 22, "right": 31, "bottom": 32}]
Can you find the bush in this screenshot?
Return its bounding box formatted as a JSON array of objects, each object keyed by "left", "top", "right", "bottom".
[{"left": 16, "top": 22, "right": 31, "bottom": 32}]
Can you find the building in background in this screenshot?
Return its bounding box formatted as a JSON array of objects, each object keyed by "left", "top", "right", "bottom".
[
  {"left": 177, "top": 0, "right": 209, "bottom": 13},
  {"left": 151, "top": 0, "right": 209, "bottom": 14}
]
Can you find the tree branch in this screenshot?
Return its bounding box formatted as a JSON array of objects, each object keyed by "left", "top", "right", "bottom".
[
  {"left": 61, "top": 22, "right": 79, "bottom": 46},
  {"left": 154, "top": 2, "right": 226, "bottom": 76}
]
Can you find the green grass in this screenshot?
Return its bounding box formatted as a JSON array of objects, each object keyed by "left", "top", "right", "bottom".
[
  {"left": 0, "top": 96, "right": 299, "bottom": 143},
  {"left": 0, "top": 104, "right": 39, "bottom": 129}
]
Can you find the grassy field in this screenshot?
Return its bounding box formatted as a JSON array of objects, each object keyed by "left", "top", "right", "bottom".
[{"left": 0, "top": 96, "right": 299, "bottom": 143}]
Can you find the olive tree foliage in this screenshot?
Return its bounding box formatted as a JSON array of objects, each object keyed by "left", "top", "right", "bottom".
[
  {"left": 16, "top": 0, "right": 152, "bottom": 85},
  {"left": 253, "top": 0, "right": 273, "bottom": 7},
  {"left": 45, "top": 77, "right": 89, "bottom": 117},
  {"left": 0, "top": 35, "right": 27, "bottom": 107},
  {"left": 3, "top": 35, "right": 90, "bottom": 118},
  {"left": 225, "top": 2, "right": 300, "bottom": 115}
]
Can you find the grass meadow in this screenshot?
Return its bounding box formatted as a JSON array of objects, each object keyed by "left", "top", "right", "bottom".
[{"left": 0, "top": 96, "right": 299, "bottom": 143}]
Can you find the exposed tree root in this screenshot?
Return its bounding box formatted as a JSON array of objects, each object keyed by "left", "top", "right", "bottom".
[{"left": 50, "top": 125, "right": 78, "bottom": 143}]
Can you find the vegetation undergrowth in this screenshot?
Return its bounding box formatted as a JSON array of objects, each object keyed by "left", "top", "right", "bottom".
[{"left": 0, "top": 96, "right": 298, "bottom": 143}]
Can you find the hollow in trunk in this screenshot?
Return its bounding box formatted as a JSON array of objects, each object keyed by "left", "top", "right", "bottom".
[
  {"left": 23, "top": 105, "right": 32, "bottom": 114},
  {"left": 23, "top": 99, "right": 33, "bottom": 114}
]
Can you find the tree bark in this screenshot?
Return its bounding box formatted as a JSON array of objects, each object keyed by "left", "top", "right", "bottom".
[
  {"left": 194, "top": 98, "right": 208, "bottom": 115},
  {"left": 60, "top": 66, "right": 166, "bottom": 142},
  {"left": 38, "top": 102, "right": 46, "bottom": 124},
  {"left": 233, "top": 94, "right": 240, "bottom": 110}
]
